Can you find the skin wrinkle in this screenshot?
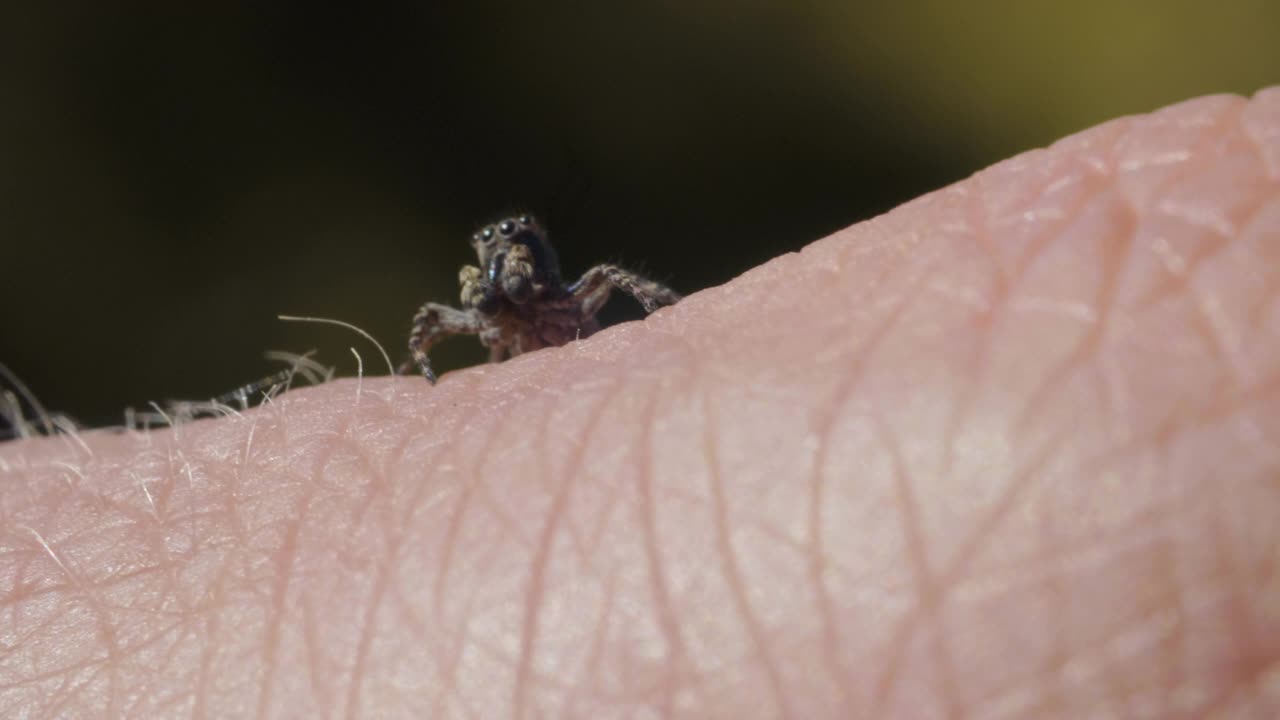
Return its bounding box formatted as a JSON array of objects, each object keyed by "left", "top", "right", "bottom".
[
  {"left": 475, "top": 429, "right": 540, "bottom": 551},
  {"left": 874, "top": 415, "right": 965, "bottom": 719},
  {"left": 1119, "top": 105, "right": 1250, "bottom": 304},
  {"left": 1080, "top": 363, "right": 1280, "bottom": 492},
  {"left": 982, "top": 179, "right": 1064, "bottom": 283},
  {"left": 1150, "top": 492, "right": 1191, "bottom": 715},
  {"left": 981, "top": 499, "right": 1270, "bottom": 712},
  {"left": 238, "top": 405, "right": 308, "bottom": 716},
  {"left": 967, "top": 180, "right": 1009, "bottom": 293},
  {"left": 805, "top": 248, "right": 924, "bottom": 715},
  {"left": 28, "top": 522, "right": 126, "bottom": 715},
  {"left": 1098, "top": 340, "right": 1141, "bottom": 450},
  {"left": 1243, "top": 230, "right": 1280, "bottom": 337},
  {"left": 565, "top": 384, "right": 652, "bottom": 573},
  {"left": 341, "top": 493, "right": 393, "bottom": 717},
  {"left": 699, "top": 384, "right": 790, "bottom": 719},
  {"left": 194, "top": 579, "right": 223, "bottom": 718},
  {"left": 870, "top": 429, "right": 1067, "bottom": 716},
  {"left": 1080, "top": 398, "right": 1209, "bottom": 482},
  {"left": 799, "top": 254, "right": 952, "bottom": 714},
  {"left": 512, "top": 377, "right": 620, "bottom": 717},
  {"left": 110, "top": 619, "right": 193, "bottom": 716},
  {"left": 39, "top": 670, "right": 101, "bottom": 719},
  {"left": 196, "top": 428, "right": 264, "bottom": 720},
  {"left": 944, "top": 147, "right": 1115, "bottom": 507},
  {"left": 975, "top": 163, "right": 1078, "bottom": 289},
  {"left": 921, "top": 98, "right": 1269, "bottom": 707},
  {"left": 1141, "top": 213, "right": 1275, "bottom": 393},
  {"left": 530, "top": 386, "right": 588, "bottom": 572},
  {"left": 940, "top": 184, "right": 1007, "bottom": 484},
  {"left": 0, "top": 648, "right": 105, "bottom": 693},
  {"left": 637, "top": 382, "right": 689, "bottom": 717},
  {"left": 336, "top": 487, "right": 401, "bottom": 712},
  {"left": 1205, "top": 487, "right": 1265, "bottom": 712},
  {"left": 428, "top": 587, "right": 482, "bottom": 719},
  {"left": 372, "top": 399, "right": 482, "bottom": 717},
  {"left": 324, "top": 392, "right": 453, "bottom": 715},
  {"left": 253, "top": 492, "right": 307, "bottom": 720},
  {"left": 0, "top": 560, "right": 168, "bottom": 617},
  {"left": 805, "top": 416, "right": 843, "bottom": 712},
  {"left": 570, "top": 426, "right": 626, "bottom": 568},
  {"left": 104, "top": 576, "right": 193, "bottom": 679},
  {"left": 1093, "top": 564, "right": 1181, "bottom": 714},
  {"left": 404, "top": 387, "right": 496, "bottom": 712},
  {"left": 930, "top": 427, "right": 1068, "bottom": 597},
  {"left": 545, "top": 379, "right": 645, "bottom": 707},
  {"left": 1030, "top": 489, "right": 1070, "bottom": 718},
  {"left": 430, "top": 382, "right": 544, "bottom": 713},
  {"left": 953, "top": 508, "right": 1206, "bottom": 715},
  {"left": 431, "top": 392, "right": 504, "bottom": 627},
  {"left": 298, "top": 585, "right": 332, "bottom": 716},
  {"left": 1132, "top": 231, "right": 1235, "bottom": 312},
  {"left": 1020, "top": 590, "right": 1185, "bottom": 715},
  {"left": 1208, "top": 201, "right": 1280, "bottom": 371},
  {"left": 469, "top": 630, "right": 576, "bottom": 701},
  {"left": 1010, "top": 192, "right": 1132, "bottom": 433},
  {"left": 565, "top": 564, "right": 616, "bottom": 716},
  {"left": 1186, "top": 282, "right": 1252, "bottom": 393}
]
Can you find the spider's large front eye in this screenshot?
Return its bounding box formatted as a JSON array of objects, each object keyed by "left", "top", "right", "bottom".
[{"left": 499, "top": 220, "right": 516, "bottom": 235}]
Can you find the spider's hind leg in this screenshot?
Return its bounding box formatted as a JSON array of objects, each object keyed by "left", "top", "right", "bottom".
[{"left": 401, "top": 303, "right": 487, "bottom": 384}]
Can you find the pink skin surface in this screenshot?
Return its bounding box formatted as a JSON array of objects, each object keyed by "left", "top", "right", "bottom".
[{"left": 3, "top": 89, "right": 1280, "bottom": 719}]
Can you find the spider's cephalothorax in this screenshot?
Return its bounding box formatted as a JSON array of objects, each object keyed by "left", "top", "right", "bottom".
[{"left": 400, "top": 214, "right": 681, "bottom": 383}]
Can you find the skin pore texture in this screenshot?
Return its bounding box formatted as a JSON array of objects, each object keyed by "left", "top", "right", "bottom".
[{"left": 3, "top": 89, "right": 1280, "bottom": 719}]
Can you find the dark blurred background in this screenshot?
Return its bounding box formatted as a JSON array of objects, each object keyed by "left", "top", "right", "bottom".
[{"left": 2, "top": 2, "right": 1277, "bottom": 428}]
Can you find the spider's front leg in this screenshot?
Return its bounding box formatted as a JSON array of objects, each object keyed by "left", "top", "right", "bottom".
[
  {"left": 563, "top": 264, "right": 682, "bottom": 315},
  {"left": 399, "top": 302, "right": 487, "bottom": 384}
]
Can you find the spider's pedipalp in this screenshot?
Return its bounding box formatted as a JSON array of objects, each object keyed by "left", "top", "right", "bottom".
[{"left": 459, "top": 264, "right": 500, "bottom": 313}]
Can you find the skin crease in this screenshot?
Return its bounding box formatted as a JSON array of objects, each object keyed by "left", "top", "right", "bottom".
[{"left": 2, "top": 89, "right": 1280, "bottom": 719}]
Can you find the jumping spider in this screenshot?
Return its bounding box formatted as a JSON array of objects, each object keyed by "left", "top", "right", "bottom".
[{"left": 400, "top": 215, "right": 681, "bottom": 383}]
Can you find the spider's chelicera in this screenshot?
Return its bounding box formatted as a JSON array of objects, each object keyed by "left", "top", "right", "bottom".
[{"left": 400, "top": 215, "right": 681, "bottom": 383}]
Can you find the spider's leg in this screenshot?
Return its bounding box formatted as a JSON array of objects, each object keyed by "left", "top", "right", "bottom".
[
  {"left": 562, "top": 264, "right": 682, "bottom": 314},
  {"left": 211, "top": 369, "right": 294, "bottom": 410},
  {"left": 480, "top": 327, "right": 508, "bottom": 363},
  {"left": 401, "top": 303, "right": 487, "bottom": 384}
]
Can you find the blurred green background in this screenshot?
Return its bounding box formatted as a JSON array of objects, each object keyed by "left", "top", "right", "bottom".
[{"left": 2, "top": 2, "right": 1276, "bottom": 428}]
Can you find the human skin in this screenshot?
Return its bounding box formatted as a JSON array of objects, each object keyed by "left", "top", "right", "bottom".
[{"left": 3, "top": 89, "right": 1280, "bottom": 719}]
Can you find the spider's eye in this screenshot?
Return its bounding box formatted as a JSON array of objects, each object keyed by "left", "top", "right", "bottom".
[
  {"left": 518, "top": 215, "right": 531, "bottom": 225},
  {"left": 499, "top": 220, "right": 516, "bottom": 235},
  {"left": 481, "top": 227, "right": 495, "bottom": 243}
]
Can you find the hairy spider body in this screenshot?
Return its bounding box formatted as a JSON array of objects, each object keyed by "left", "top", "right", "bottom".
[{"left": 401, "top": 215, "right": 681, "bottom": 383}]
